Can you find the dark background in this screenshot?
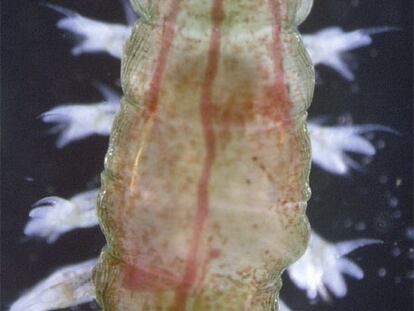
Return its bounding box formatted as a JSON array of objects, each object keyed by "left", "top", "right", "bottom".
[{"left": 2, "top": 0, "right": 413, "bottom": 310}]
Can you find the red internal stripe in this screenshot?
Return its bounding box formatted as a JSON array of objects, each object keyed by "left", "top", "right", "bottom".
[
  {"left": 121, "top": 0, "right": 182, "bottom": 291},
  {"left": 173, "top": 0, "right": 224, "bottom": 309},
  {"left": 268, "top": 0, "right": 292, "bottom": 122},
  {"left": 146, "top": 0, "right": 182, "bottom": 114}
]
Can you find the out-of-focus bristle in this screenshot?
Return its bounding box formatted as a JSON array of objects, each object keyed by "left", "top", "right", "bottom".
[
  {"left": 308, "top": 120, "right": 395, "bottom": 175},
  {"left": 10, "top": 259, "right": 97, "bottom": 311},
  {"left": 24, "top": 189, "right": 99, "bottom": 243}
]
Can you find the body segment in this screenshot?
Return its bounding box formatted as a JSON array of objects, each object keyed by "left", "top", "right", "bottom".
[
  {"left": 94, "top": 0, "right": 314, "bottom": 310},
  {"left": 8, "top": 2, "right": 404, "bottom": 311}
]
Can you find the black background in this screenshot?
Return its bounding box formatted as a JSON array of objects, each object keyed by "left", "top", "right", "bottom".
[{"left": 2, "top": 0, "right": 413, "bottom": 310}]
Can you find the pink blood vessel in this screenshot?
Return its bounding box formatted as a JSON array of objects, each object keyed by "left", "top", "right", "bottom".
[{"left": 94, "top": 0, "right": 315, "bottom": 310}]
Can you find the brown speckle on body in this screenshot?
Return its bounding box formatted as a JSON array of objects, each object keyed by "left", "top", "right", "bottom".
[{"left": 94, "top": 0, "right": 314, "bottom": 310}]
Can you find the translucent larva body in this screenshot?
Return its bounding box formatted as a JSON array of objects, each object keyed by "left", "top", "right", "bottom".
[{"left": 93, "top": 0, "right": 314, "bottom": 310}]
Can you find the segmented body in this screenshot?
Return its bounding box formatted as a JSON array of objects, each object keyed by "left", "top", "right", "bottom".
[{"left": 94, "top": 0, "right": 314, "bottom": 310}]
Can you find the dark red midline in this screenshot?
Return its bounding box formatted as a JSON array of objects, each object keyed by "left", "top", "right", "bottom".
[
  {"left": 173, "top": 0, "right": 224, "bottom": 309},
  {"left": 146, "top": 0, "right": 182, "bottom": 114},
  {"left": 268, "top": 0, "right": 292, "bottom": 120}
]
